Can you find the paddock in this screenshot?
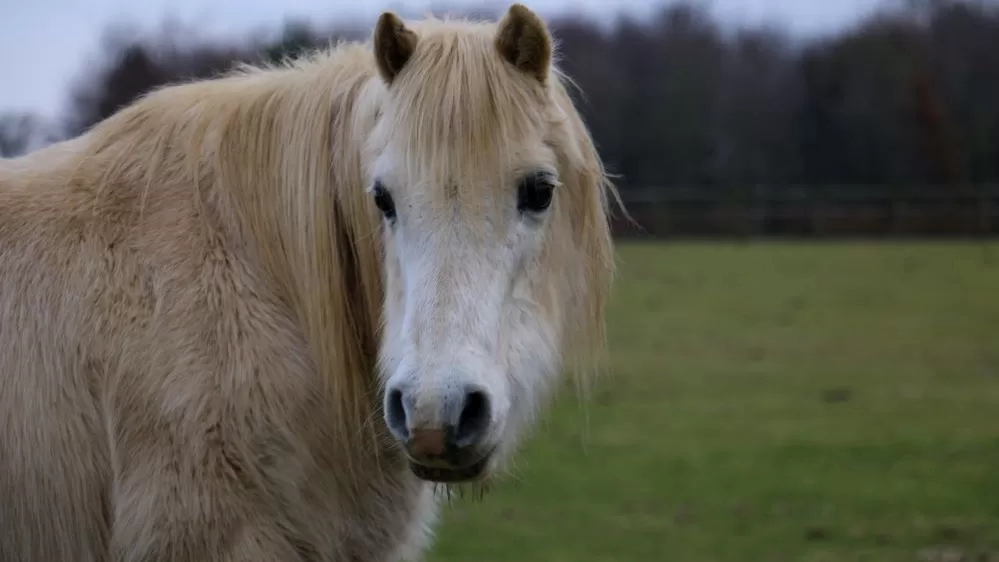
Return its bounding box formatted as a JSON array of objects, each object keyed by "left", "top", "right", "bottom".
[{"left": 428, "top": 240, "right": 999, "bottom": 561}]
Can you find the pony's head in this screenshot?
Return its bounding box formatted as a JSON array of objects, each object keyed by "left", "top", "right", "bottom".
[{"left": 363, "top": 3, "right": 615, "bottom": 484}]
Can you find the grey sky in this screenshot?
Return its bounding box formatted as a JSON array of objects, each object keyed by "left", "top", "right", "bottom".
[{"left": 1, "top": 0, "right": 890, "bottom": 121}]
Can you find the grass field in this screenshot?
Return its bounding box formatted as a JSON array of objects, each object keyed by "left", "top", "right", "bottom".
[{"left": 425, "top": 241, "right": 999, "bottom": 562}]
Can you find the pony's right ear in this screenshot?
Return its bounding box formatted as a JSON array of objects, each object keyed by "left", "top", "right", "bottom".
[{"left": 373, "top": 12, "right": 418, "bottom": 85}]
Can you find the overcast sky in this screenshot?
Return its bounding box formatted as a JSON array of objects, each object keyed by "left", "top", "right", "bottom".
[{"left": 1, "top": 0, "right": 891, "bottom": 121}]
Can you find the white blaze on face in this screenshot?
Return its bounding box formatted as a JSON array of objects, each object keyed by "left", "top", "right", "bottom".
[
  {"left": 373, "top": 149, "right": 565, "bottom": 474},
  {"left": 363, "top": 2, "right": 575, "bottom": 483}
]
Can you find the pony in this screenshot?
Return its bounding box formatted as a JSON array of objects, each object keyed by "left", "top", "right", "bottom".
[{"left": 0, "top": 3, "right": 616, "bottom": 561}]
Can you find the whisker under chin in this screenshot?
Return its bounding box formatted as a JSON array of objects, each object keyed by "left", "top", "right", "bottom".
[{"left": 432, "top": 479, "right": 494, "bottom": 505}]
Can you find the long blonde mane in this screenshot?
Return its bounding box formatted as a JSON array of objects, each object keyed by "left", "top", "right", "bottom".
[{"left": 20, "top": 13, "right": 616, "bottom": 481}]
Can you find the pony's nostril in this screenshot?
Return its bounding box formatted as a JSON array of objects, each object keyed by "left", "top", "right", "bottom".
[
  {"left": 454, "top": 389, "right": 491, "bottom": 449},
  {"left": 386, "top": 388, "right": 409, "bottom": 441}
]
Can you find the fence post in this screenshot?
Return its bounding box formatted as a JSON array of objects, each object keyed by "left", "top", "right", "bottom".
[
  {"left": 810, "top": 188, "right": 824, "bottom": 236},
  {"left": 980, "top": 186, "right": 992, "bottom": 236},
  {"left": 890, "top": 191, "right": 902, "bottom": 236}
]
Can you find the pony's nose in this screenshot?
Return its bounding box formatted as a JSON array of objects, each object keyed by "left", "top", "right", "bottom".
[{"left": 384, "top": 382, "right": 492, "bottom": 460}]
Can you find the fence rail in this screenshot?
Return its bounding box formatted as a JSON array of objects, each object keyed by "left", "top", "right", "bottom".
[{"left": 611, "top": 185, "right": 999, "bottom": 238}]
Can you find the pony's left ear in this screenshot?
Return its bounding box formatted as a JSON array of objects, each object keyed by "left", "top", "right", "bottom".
[
  {"left": 495, "top": 3, "right": 552, "bottom": 84},
  {"left": 373, "top": 11, "right": 418, "bottom": 85}
]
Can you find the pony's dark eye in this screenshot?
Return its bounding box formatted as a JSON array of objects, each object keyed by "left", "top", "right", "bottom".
[
  {"left": 372, "top": 182, "right": 396, "bottom": 221},
  {"left": 517, "top": 172, "right": 556, "bottom": 214}
]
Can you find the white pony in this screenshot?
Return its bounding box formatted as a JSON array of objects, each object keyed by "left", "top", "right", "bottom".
[{"left": 0, "top": 3, "right": 616, "bottom": 561}]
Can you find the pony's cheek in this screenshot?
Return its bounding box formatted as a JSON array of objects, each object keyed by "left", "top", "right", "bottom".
[{"left": 496, "top": 308, "right": 562, "bottom": 422}]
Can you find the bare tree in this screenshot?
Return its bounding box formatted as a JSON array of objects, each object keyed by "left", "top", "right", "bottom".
[{"left": 0, "top": 112, "right": 52, "bottom": 158}]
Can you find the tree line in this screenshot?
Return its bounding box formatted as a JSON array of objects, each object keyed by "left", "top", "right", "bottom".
[{"left": 2, "top": 0, "right": 998, "bottom": 235}]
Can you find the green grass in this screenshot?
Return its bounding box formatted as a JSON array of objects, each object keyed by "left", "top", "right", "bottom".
[{"left": 426, "top": 241, "right": 999, "bottom": 562}]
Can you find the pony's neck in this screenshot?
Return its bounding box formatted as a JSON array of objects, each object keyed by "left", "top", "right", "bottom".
[
  {"left": 228, "top": 53, "right": 393, "bottom": 472},
  {"left": 64, "top": 45, "right": 399, "bottom": 487}
]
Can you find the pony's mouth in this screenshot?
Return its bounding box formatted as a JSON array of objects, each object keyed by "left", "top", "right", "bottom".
[{"left": 408, "top": 453, "right": 491, "bottom": 483}]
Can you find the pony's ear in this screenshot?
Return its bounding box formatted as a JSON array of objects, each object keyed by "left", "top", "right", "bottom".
[
  {"left": 373, "top": 11, "right": 418, "bottom": 85},
  {"left": 495, "top": 3, "right": 552, "bottom": 83}
]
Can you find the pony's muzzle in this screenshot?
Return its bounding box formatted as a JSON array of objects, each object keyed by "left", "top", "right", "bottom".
[{"left": 384, "top": 380, "right": 494, "bottom": 480}]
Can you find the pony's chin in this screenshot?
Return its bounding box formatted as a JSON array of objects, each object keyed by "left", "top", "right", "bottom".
[{"left": 408, "top": 454, "right": 491, "bottom": 484}]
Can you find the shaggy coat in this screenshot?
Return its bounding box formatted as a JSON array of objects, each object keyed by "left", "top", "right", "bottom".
[{"left": 0, "top": 4, "right": 615, "bottom": 561}]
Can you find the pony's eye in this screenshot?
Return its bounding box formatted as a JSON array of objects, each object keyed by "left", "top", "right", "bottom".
[
  {"left": 372, "top": 182, "right": 396, "bottom": 220},
  {"left": 517, "top": 172, "right": 556, "bottom": 214}
]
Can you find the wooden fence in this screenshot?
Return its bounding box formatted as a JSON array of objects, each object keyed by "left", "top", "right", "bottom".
[{"left": 611, "top": 185, "right": 999, "bottom": 238}]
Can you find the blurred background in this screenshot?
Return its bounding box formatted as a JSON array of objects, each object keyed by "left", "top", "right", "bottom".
[{"left": 3, "top": 0, "right": 997, "bottom": 560}]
